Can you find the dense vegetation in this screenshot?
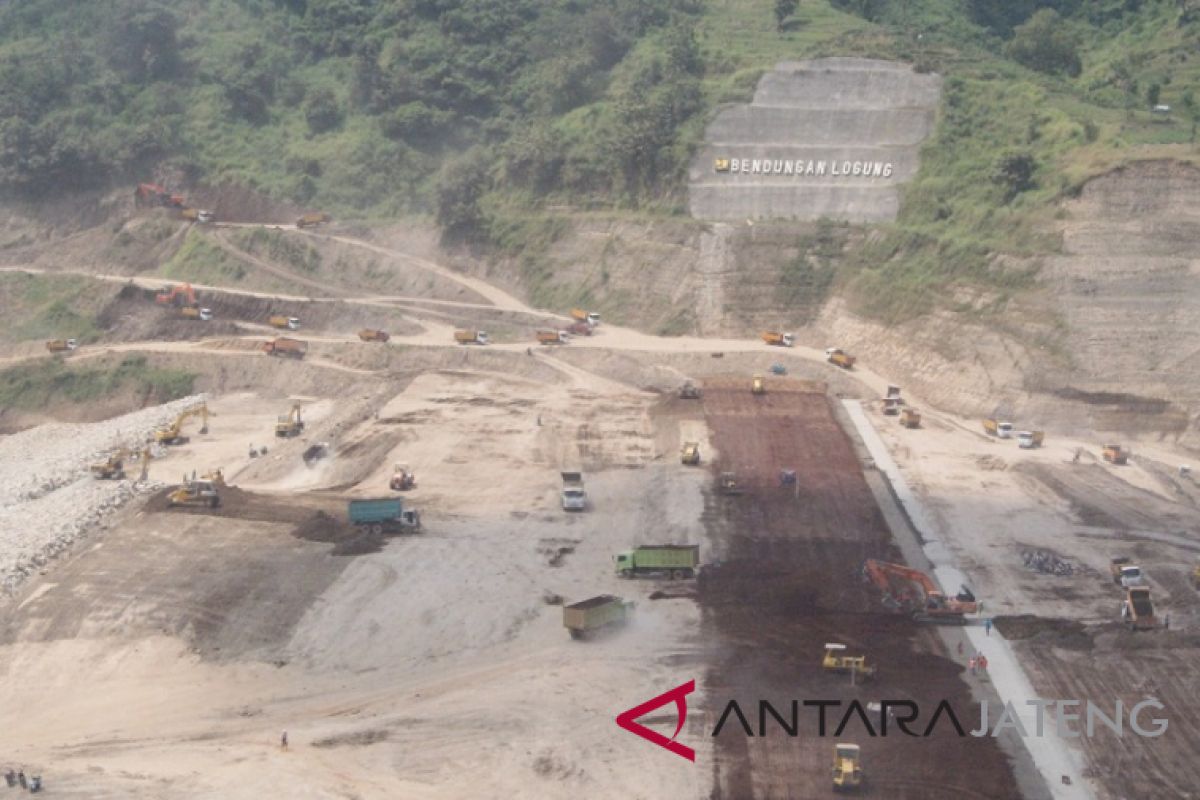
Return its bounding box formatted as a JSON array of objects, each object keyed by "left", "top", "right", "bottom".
[
  {"left": 0, "top": 0, "right": 705, "bottom": 228},
  {"left": 0, "top": 355, "right": 195, "bottom": 409},
  {"left": 2, "top": 0, "right": 1199, "bottom": 322}
]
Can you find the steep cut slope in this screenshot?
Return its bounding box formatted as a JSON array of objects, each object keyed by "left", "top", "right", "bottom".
[{"left": 688, "top": 59, "right": 941, "bottom": 222}]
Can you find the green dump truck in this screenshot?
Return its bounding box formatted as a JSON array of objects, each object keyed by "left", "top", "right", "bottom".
[
  {"left": 348, "top": 497, "right": 421, "bottom": 533},
  {"left": 563, "top": 595, "right": 635, "bottom": 640},
  {"left": 614, "top": 544, "right": 700, "bottom": 580}
]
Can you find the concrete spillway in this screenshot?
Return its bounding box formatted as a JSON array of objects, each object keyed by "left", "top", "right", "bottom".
[{"left": 688, "top": 58, "right": 941, "bottom": 223}]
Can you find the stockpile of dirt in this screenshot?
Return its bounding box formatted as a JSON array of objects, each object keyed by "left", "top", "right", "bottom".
[
  {"left": 697, "top": 383, "right": 1021, "bottom": 799},
  {"left": 995, "top": 615, "right": 1093, "bottom": 651},
  {"left": 292, "top": 510, "right": 383, "bottom": 556}
]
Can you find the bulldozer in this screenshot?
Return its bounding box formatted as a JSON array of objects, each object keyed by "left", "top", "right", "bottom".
[
  {"left": 751, "top": 375, "right": 765, "bottom": 395},
  {"left": 168, "top": 478, "right": 220, "bottom": 509},
  {"left": 679, "top": 381, "right": 701, "bottom": 399},
  {"left": 832, "top": 743, "right": 863, "bottom": 791},
  {"left": 155, "top": 405, "right": 211, "bottom": 445},
  {"left": 822, "top": 643, "right": 876, "bottom": 680},
  {"left": 681, "top": 442, "right": 701, "bottom": 466},
  {"left": 390, "top": 462, "right": 416, "bottom": 491},
  {"left": 201, "top": 468, "right": 227, "bottom": 488},
  {"left": 862, "top": 559, "right": 977, "bottom": 624},
  {"left": 275, "top": 402, "right": 304, "bottom": 438}
]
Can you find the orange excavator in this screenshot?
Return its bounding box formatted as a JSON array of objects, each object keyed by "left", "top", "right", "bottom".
[
  {"left": 136, "top": 183, "right": 185, "bottom": 208},
  {"left": 155, "top": 283, "right": 198, "bottom": 307},
  {"left": 862, "top": 559, "right": 977, "bottom": 624}
]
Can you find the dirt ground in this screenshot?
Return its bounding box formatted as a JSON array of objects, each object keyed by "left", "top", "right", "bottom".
[{"left": 694, "top": 378, "right": 1022, "bottom": 799}]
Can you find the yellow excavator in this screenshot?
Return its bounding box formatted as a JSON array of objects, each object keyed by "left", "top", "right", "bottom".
[
  {"left": 91, "top": 446, "right": 152, "bottom": 480},
  {"left": 275, "top": 402, "right": 304, "bottom": 438},
  {"left": 155, "top": 405, "right": 211, "bottom": 445}
]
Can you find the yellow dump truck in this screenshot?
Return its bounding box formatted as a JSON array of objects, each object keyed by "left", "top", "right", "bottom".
[
  {"left": 899, "top": 408, "right": 921, "bottom": 428},
  {"left": 358, "top": 329, "right": 390, "bottom": 342},
  {"left": 563, "top": 595, "right": 634, "bottom": 640},
  {"left": 1103, "top": 444, "right": 1128, "bottom": 465},
  {"left": 180, "top": 306, "right": 213, "bottom": 321},
  {"left": 681, "top": 442, "right": 700, "bottom": 466},
  {"left": 983, "top": 418, "right": 1014, "bottom": 438},
  {"left": 454, "top": 330, "right": 489, "bottom": 345},
  {"left": 262, "top": 337, "right": 307, "bottom": 359},
  {"left": 45, "top": 338, "right": 78, "bottom": 353},
  {"left": 536, "top": 330, "right": 568, "bottom": 345},
  {"left": 296, "top": 211, "right": 330, "bottom": 228},
  {"left": 269, "top": 315, "right": 300, "bottom": 330},
  {"left": 570, "top": 308, "right": 601, "bottom": 326},
  {"left": 761, "top": 331, "right": 794, "bottom": 347},
  {"left": 826, "top": 348, "right": 856, "bottom": 369}
]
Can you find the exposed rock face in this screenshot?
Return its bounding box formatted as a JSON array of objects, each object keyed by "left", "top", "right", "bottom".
[{"left": 688, "top": 58, "right": 941, "bottom": 223}]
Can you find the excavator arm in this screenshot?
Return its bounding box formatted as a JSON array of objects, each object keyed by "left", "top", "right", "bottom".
[{"left": 862, "top": 559, "right": 977, "bottom": 620}]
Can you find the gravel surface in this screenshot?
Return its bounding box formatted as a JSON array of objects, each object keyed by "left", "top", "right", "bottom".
[{"left": 0, "top": 394, "right": 206, "bottom": 594}]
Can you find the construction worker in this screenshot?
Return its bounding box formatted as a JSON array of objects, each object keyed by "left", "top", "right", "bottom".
[
  {"left": 281, "top": 731, "right": 288, "bottom": 751},
  {"left": 956, "top": 641, "right": 964, "bottom": 657},
  {"left": 968, "top": 656, "right": 977, "bottom": 675},
  {"left": 984, "top": 618, "right": 993, "bottom": 636},
  {"left": 978, "top": 654, "right": 989, "bottom": 673}
]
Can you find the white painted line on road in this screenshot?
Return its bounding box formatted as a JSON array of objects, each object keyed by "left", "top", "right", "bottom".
[{"left": 843, "top": 399, "right": 1096, "bottom": 800}]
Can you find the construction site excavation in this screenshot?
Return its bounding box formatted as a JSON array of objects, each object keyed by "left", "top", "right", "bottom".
[{"left": 4, "top": 25, "right": 1200, "bottom": 800}]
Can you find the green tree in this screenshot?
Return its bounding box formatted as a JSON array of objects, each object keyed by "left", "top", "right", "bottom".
[
  {"left": 435, "top": 150, "right": 492, "bottom": 242},
  {"left": 775, "top": 0, "right": 800, "bottom": 31},
  {"left": 1006, "top": 9, "right": 1082, "bottom": 77},
  {"left": 304, "top": 88, "right": 342, "bottom": 134},
  {"left": 1147, "top": 83, "right": 1161, "bottom": 108},
  {"left": 993, "top": 151, "right": 1037, "bottom": 200}
]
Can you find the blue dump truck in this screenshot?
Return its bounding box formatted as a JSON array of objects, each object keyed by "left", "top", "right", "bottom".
[{"left": 348, "top": 497, "right": 421, "bottom": 533}]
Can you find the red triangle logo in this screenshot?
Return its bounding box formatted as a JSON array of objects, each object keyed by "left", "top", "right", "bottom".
[{"left": 615, "top": 679, "right": 696, "bottom": 762}]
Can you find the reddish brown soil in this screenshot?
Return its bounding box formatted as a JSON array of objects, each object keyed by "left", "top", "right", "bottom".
[{"left": 695, "top": 378, "right": 1022, "bottom": 799}]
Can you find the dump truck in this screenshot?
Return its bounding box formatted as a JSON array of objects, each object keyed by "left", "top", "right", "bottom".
[
  {"left": 537, "top": 330, "right": 568, "bottom": 345},
  {"left": 679, "top": 381, "right": 700, "bottom": 399},
  {"left": 454, "top": 330, "right": 489, "bottom": 345},
  {"left": 179, "top": 208, "right": 214, "bottom": 223},
  {"left": 1103, "top": 444, "right": 1128, "bottom": 465},
  {"left": 563, "top": 595, "right": 634, "bottom": 640},
  {"left": 832, "top": 744, "right": 863, "bottom": 791},
  {"left": 1109, "top": 557, "right": 1146, "bottom": 587},
  {"left": 45, "top": 338, "right": 77, "bottom": 353},
  {"left": 275, "top": 402, "right": 304, "bottom": 437},
  {"left": 614, "top": 544, "right": 700, "bottom": 579},
  {"left": 567, "top": 320, "right": 594, "bottom": 336},
  {"left": 718, "top": 471, "right": 742, "bottom": 495},
  {"left": 180, "top": 306, "right": 213, "bottom": 321},
  {"left": 822, "top": 643, "right": 876, "bottom": 680},
  {"left": 983, "top": 418, "right": 1014, "bottom": 439},
  {"left": 348, "top": 497, "right": 421, "bottom": 533},
  {"left": 882, "top": 397, "right": 902, "bottom": 416},
  {"left": 886, "top": 385, "right": 902, "bottom": 400},
  {"left": 358, "top": 329, "right": 390, "bottom": 342},
  {"left": 1121, "top": 587, "right": 1156, "bottom": 630},
  {"left": 570, "top": 308, "right": 601, "bottom": 326},
  {"left": 826, "top": 348, "right": 856, "bottom": 369},
  {"left": 168, "top": 479, "right": 220, "bottom": 508},
  {"left": 761, "top": 331, "right": 795, "bottom": 347},
  {"left": 561, "top": 471, "right": 587, "bottom": 511},
  {"left": 296, "top": 212, "right": 330, "bottom": 229},
  {"left": 1017, "top": 430, "right": 1044, "bottom": 449},
  {"left": 269, "top": 315, "right": 300, "bottom": 330},
  {"left": 262, "top": 338, "right": 306, "bottom": 359},
  {"left": 899, "top": 408, "right": 921, "bottom": 428},
  {"left": 752, "top": 375, "right": 765, "bottom": 395},
  {"left": 681, "top": 442, "right": 700, "bottom": 466}
]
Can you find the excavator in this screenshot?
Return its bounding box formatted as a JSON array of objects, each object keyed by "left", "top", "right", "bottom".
[
  {"left": 155, "top": 283, "right": 198, "bottom": 307},
  {"left": 155, "top": 404, "right": 211, "bottom": 445},
  {"left": 91, "top": 447, "right": 152, "bottom": 480},
  {"left": 275, "top": 402, "right": 304, "bottom": 438},
  {"left": 862, "top": 559, "right": 977, "bottom": 624}
]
